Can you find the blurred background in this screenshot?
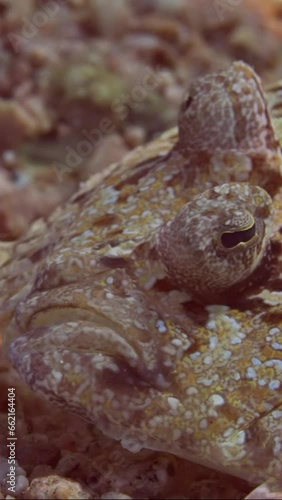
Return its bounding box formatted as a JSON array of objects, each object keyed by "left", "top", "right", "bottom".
[{"left": 0, "top": 0, "right": 281, "bottom": 239}]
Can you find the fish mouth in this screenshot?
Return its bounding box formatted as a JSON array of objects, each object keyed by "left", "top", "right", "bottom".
[{"left": 27, "top": 306, "right": 139, "bottom": 363}]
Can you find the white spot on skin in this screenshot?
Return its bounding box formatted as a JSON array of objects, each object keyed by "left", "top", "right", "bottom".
[
  {"left": 224, "top": 316, "right": 241, "bottom": 331},
  {"left": 171, "top": 338, "right": 183, "bottom": 347},
  {"left": 80, "top": 229, "right": 94, "bottom": 239},
  {"left": 223, "top": 427, "right": 235, "bottom": 438},
  {"left": 272, "top": 341, "right": 282, "bottom": 350},
  {"left": 197, "top": 377, "right": 213, "bottom": 387},
  {"left": 101, "top": 186, "right": 120, "bottom": 204},
  {"left": 209, "top": 336, "right": 218, "bottom": 349},
  {"left": 143, "top": 275, "right": 158, "bottom": 290},
  {"left": 122, "top": 226, "right": 140, "bottom": 236},
  {"left": 203, "top": 355, "right": 213, "bottom": 365},
  {"left": 265, "top": 359, "right": 282, "bottom": 369},
  {"left": 88, "top": 207, "right": 98, "bottom": 215},
  {"left": 199, "top": 418, "right": 208, "bottom": 430},
  {"left": 230, "top": 336, "right": 242, "bottom": 345},
  {"left": 143, "top": 176, "right": 156, "bottom": 186},
  {"left": 121, "top": 438, "right": 143, "bottom": 453},
  {"left": 260, "top": 291, "right": 282, "bottom": 306},
  {"left": 206, "top": 320, "right": 216, "bottom": 330},
  {"left": 269, "top": 327, "right": 281, "bottom": 335},
  {"left": 156, "top": 319, "right": 167, "bottom": 333},
  {"left": 236, "top": 431, "right": 246, "bottom": 445},
  {"left": 190, "top": 351, "right": 201, "bottom": 360},
  {"left": 272, "top": 410, "right": 282, "bottom": 419},
  {"left": 162, "top": 344, "right": 177, "bottom": 356},
  {"left": 51, "top": 370, "right": 63, "bottom": 383},
  {"left": 232, "top": 82, "right": 242, "bottom": 93},
  {"left": 246, "top": 367, "right": 257, "bottom": 379},
  {"left": 148, "top": 416, "right": 164, "bottom": 428},
  {"left": 163, "top": 174, "right": 174, "bottom": 181},
  {"left": 103, "top": 241, "right": 133, "bottom": 258},
  {"left": 207, "top": 408, "right": 218, "bottom": 418},
  {"left": 105, "top": 362, "right": 120, "bottom": 373},
  {"left": 186, "top": 387, "right": 199, "bottom": 395},
  {"left": 252, "top": 357, "right": 262, "bottom": 366},
  {"left": 269, "top": 380, "right": 281, "bottom": 390},
  {"left": 237, "top": 416, "right": 246, "bottom": 426},
  {"left": 208, "top": 394, "right": 225, "bottom": 406},
  {"left": 274, "top": 436, "right": 282, "bottom": 457},
  {"left": 166, "top": 186, "right": 175, "bottom": 199},
  {"left": 167, "top": 397, "right": 181, "bottom": 414}
]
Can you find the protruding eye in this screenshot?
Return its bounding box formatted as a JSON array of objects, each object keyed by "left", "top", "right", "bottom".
[{"left": 221, "top": 223, "right": 256, "bottom": 249}]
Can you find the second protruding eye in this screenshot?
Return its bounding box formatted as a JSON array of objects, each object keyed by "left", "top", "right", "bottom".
[{"left": 221, "top": 223, "right": 256, "bottom": 249}]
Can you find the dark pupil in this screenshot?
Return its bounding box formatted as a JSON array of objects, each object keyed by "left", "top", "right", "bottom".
[
  {"left": 184, "top": 96, "right": 193, "bottom": 111},
  {"left": 221, "top": 224, "right": 256, "bottom": 249}
]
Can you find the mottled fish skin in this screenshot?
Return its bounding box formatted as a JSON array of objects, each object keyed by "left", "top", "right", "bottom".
[{"left": 1, "top": 62, "right": 282, "bottom": 489}]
